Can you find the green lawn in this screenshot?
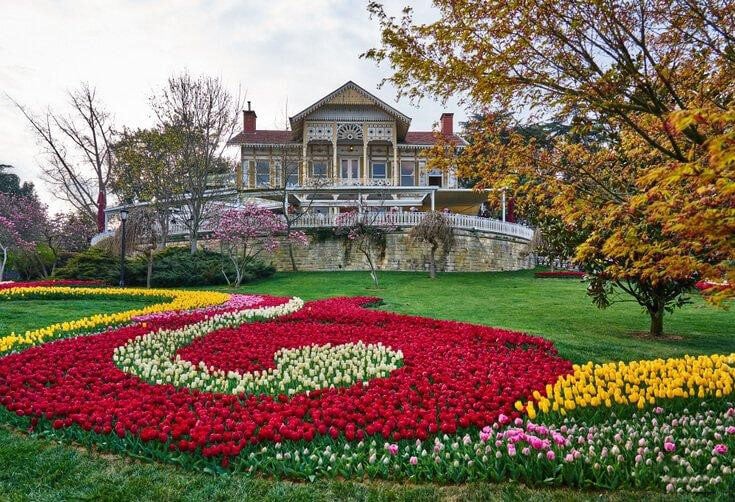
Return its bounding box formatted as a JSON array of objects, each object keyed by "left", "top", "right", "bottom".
[
  {"left": 0, "top": 297, "right": 155, "bottom": 337},
  {"left": 0, "top": 424, "right": 669, "bottom": 501},
  {"left": 228, "top": 270, "right": 735, "bottom": 363},
  {"left": 0, "top": 270, "right": 732, "bottom": 501}
]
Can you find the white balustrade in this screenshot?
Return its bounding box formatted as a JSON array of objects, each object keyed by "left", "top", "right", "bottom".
[
  {"left": 302, "top": 177, "right": 395, "bottom": 187},
  {"left": 161, "top": 212, "right": 534, "bottom": 241}
]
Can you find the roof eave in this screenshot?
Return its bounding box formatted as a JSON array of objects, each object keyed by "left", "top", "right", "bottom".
[{"left": 289, "top": 81, "right": 412, "bottom": 130}]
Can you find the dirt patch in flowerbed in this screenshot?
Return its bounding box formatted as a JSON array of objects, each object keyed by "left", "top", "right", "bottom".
[{"left": 534, "top": 271, "right": 585, "bottom": 279}]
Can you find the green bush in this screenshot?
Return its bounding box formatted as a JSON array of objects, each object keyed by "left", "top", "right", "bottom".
[
  {"left": 132, "top": 247, "right": 275, "bottom": 287},
  {"left": 53, "top": 246, "right": 276, "bottom": 287},
  {"left": 53, "top": 247, "right": 120, "bottom": 284}
]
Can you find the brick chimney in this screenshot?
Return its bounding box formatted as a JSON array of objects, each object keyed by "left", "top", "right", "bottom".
[
  {"left": 243, "top": 101, "right": 257, "bottom": 133},
  {"left": 440, "top": 112, "right": 454, "bottom": 136}
]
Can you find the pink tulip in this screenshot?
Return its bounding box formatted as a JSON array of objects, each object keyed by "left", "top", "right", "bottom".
[{"left": 713, "top": 444, "right": 728, "bottom": 455}]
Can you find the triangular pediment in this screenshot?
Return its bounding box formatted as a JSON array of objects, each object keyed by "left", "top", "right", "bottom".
[
  {"left": 324, "top": 86, "right": 376, "bottom": 106},
  {"left": 289, "top": 81, "right": 411, "bottom": 140}
]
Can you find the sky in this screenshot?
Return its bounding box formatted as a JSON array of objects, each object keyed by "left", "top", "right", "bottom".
[{"left": 0, "top": 0, "right": 466, "bottom": 212}]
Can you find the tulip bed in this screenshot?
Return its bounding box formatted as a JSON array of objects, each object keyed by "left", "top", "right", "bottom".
[
  {"left": 0, "top": 285, "right": 230, "bottom": 354},
  {"left": 1, "top": 284, "right": 735, "bottom": 494}
]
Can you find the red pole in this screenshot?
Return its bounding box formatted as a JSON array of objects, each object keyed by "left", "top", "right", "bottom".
[{"left": 96, "top": 191, "right": 106, "bottom": 232}]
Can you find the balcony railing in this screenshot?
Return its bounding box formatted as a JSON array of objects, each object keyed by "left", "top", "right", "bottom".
[
  {"left": 302, "top": 177, "right": 396, "bottom": 187},
  {"left": 164, "top": 211, "right": 534, "bottom": 241}
]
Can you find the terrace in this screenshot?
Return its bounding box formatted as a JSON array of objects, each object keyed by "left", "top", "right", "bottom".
[{"left": 164, "top": 211, "right": 535, "bottom": 241}]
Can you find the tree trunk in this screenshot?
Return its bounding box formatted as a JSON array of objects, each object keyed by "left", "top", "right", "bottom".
[
  {"left": 146, "top": 253, "right": 154, "bottom": 289},
  {"left": 96, "top": 191, "right": 106, "bottom": 233},
  {"left": 190, "top": 233, "right": 198, "bottom": 255},
  {"left": 649, "top": 307, "right": 664, "bottom": 337},
  {"left": 369, "top": 267, "right": 379, "bottom": 288},
  {"left": 363, "top": 248, "right": 379, "bottom": 288},
  {"left": 0, "top": 247, "right": 6, "bottom": 282},
  {"left": 288, "top": 241, "right": 298, "bottom": 272},
  {"left": 429, "top": 243, "right": 437, "bottom": 279},
  {"left": 231, "top": 254, "right": 242, "bottom": 288},
  {"left": 36, "top": 253, "right": 49, "bottom": 279}
]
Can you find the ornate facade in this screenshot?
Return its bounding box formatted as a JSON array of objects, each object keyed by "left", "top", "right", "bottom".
[
  {"left": 228, "top": 81, "right": 471, "bottom": 214},
  {"left": 96, "top": 82, "right": 531, "bottom": 255}
]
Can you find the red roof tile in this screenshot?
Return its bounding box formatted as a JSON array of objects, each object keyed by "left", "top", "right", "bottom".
[
  {"left": 228, "top": 130, "right": 295, "bottom": 145},
  {"left": 402, "top": 131, "right": 467, "bottom": 146}
]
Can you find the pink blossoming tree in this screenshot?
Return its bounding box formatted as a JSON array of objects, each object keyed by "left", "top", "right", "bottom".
[
  {"left": 335, "top": 209, "right": 397, "bottom": 288},
  {"left": 0, "top": 215, "right": 27, "bottom": 281},
  {"left": 0, "top": 193, "right": 45, "bottom": 281},
  {"left": 213, "top": 203, "right": 307, "bottom": 287}
]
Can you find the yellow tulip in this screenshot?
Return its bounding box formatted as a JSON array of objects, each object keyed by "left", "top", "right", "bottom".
[{"left": 0, "top": 286, "right": 230, "bottom": 353}]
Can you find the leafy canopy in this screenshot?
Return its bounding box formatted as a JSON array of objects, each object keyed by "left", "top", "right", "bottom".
[{"left": 365, "top": 0, "right": 735, "bottom": 334}]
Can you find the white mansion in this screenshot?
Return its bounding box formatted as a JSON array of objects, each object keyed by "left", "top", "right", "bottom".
[
  {"left": 98, "top": 81, "right": 535, "bottom": 267},
  {"left": 228, "top": 81, "right": 477, "bottom": 216}
]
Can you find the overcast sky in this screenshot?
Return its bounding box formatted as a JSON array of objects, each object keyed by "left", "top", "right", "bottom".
[{"left": 0, "top": 0, "right": 466, "bottom": 212}]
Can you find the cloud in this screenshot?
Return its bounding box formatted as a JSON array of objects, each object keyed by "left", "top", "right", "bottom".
[{"left": 0, "top": 0, "right": 466, "bottom": 212}]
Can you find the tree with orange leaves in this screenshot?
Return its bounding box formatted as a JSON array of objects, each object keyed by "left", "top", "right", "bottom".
[{"left": 365, "top": 0, "right": 734, "bottom": 336}]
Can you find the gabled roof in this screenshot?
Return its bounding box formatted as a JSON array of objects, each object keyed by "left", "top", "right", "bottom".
[
  {"left": 402, "top": 131, "right": 468, "bottom": 146},
  {"left": 227, "top": 130, "right": 295, "bottom": 146},
  {"left": 289, "top": 81, "right": 412, "bottom": 139}
]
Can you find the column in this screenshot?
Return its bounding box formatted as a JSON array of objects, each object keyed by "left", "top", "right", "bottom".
[
  {"left": 249, "top": 147, "right": 256, "bottom": 188},
  {"left": 392, "top": 126, "right": 399, "bottom": 186},
  {"left": 301, "top": 141, "right": 308, "bottom": 185},
  {"left": 362, "top": 124, "right": 368, "bottom": 183},
  {"left": 332, "top": 121, "right": 338, "bottom": 179},
  {"left": 235, "top": 146, "right": 243, "bottom": 189}
]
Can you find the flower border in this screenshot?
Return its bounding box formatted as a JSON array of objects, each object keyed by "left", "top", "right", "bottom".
[{"left": 0, "top": 285, "right": 231, "bottom": 354}]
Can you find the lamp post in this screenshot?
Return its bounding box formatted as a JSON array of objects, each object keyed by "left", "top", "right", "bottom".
[{"left": 119, "top": 208, "right": 128, "bottom": 287}]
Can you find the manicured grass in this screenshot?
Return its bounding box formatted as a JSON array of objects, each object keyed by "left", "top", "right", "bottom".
[
  {"left": 0, "top": 270, "right": 732, "bottom": 500},
  {"left": 0, "top": 426, "right": 666, "bottom": 502},
  {"left": 0, "top": 297, "right": 155, "bottom": 337},
  {"left": 229, "top": 270, "right": 735, "bottom": 363}
]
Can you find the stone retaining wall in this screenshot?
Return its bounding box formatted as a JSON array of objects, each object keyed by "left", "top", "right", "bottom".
[{"left": 265, "top": 229, "right": 534, "bottom": 272}]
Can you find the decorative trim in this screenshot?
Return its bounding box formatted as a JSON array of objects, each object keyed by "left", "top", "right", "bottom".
[
  {"left": 290, "top": 81, "right": 412, "bottom": 127},
  {"left": 337, "top": 123, "right": 363, "bottom": 141},
  {"left": 305, "top": 123, "right": 334, "bottom": 142},
  {"left": 367, "top": 123, "right": 394, "bottom": 142},
  {"left": 237, "top": 143, "right": 302, "bottom": 148}
]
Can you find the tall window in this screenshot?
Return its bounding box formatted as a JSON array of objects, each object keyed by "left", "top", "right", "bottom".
[
  {"left": 340, "top": 159, "right": 359, "bottom": 179},
  {"left": 255, "top": 160, "right": 270, "bottom": 187},
  {"left": 241, "top": 160, "right": 249, "bottom": 186},
  {"left": 400, "top": 161, "right": 415, "bottom": 186},
  {"left": 285, "top": 161, "right": 299, "bottom": 187},
  {"left": 372, "top": 161, "right": 386, "bottom": 179},
  {"left": 311, "top": 161, "right": 328, "bottom": 178}
]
